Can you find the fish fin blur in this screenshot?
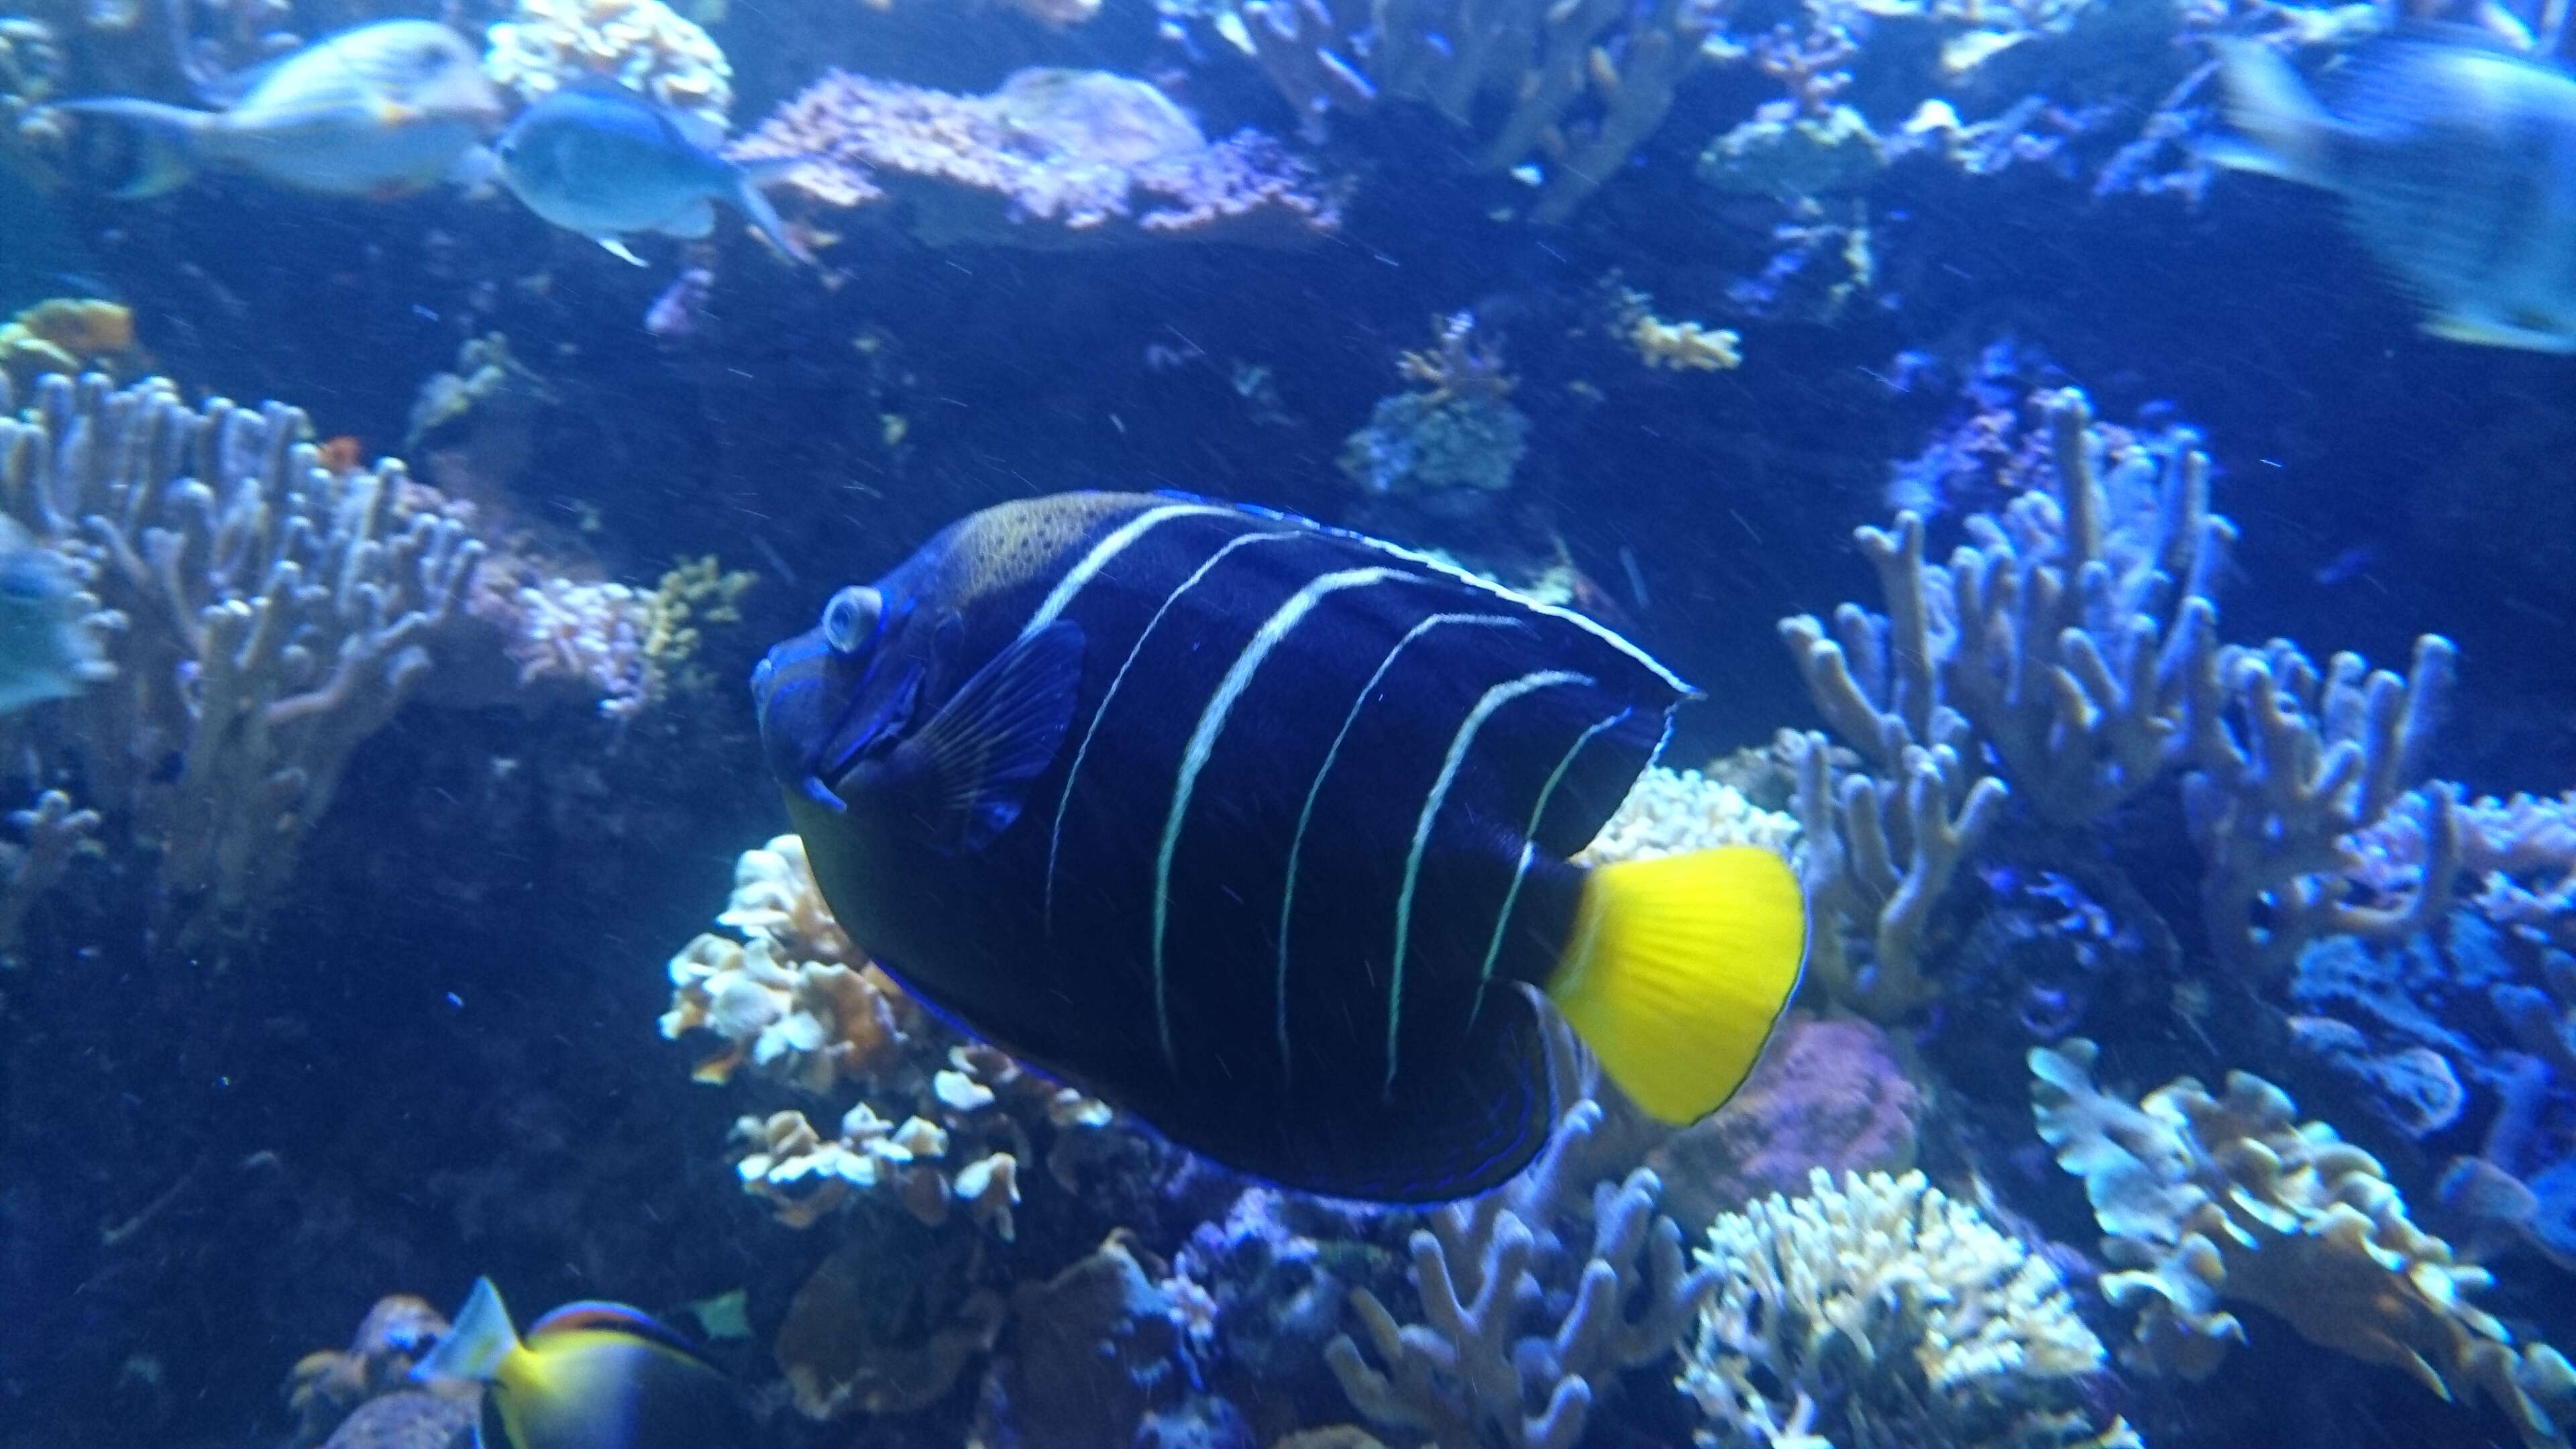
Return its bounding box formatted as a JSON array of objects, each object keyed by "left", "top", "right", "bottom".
[
  {"left": 2421, "top": 311, "right": 2576, "bottom": 354},
  {"left": 596, "top": 236, "right": 649, "bottom": 266},
  {"left": 659, "top": 199, "right": 716, "bottom": 239},
  {"left": 732, "top": 165, "right": 815, "bottom": 264},
  {"left": 447, "top": 143, "right": 500, "bottom": 198},
  {"left": 667, "top": 107, "right": 727, "bottom": 152},
  {"left": 2207, "top": 38, "right": 2337, "bottom": 187},
  {"left": 411, "top": 1278, "right": 521, "bottom": 1386},
  {"left": 527, "top": 1301, "right": 720, "bottom": 1367},
  {"left": 899, "top": 619, "right": 1083, "bottom": 853},
  {"left": 1545, "top": 845, "right": 1805, "bottom": 1124},
  {"left": 52, "top": 99, "right": 207, "bottom": 198}
]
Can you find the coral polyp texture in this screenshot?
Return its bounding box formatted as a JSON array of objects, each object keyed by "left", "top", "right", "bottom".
[
  {"left": 484, "top": 0, "right": 735, "bottom": 125},
  {"left": 733, "top": 67, "right": 1342, "bottom": 248},
  {"left": 1574, "top": 765, "right": 1798, "bottom": 865},
  {"left": 663, "top": 834, "right": 1116, "bottom": 1237},
  {"left": 2031, "top": 1038, "right": 2576, "bottom": 1448},
  {"left": 1681, "top": 1167, "right": 2133, "bottom": 1449},
  {"left": 0, "top": 372, "right": 492, "bottom": 951}
]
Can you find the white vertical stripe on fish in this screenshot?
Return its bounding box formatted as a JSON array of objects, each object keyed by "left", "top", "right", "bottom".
[
  {"left": 1469, "top": 707, "right": 1631, "bottom": 1026},
  {"left": 1150, "top": 566, "right": 1406, "bottom": 1071},
  {"left": 1273, "top": 611, "right": 1523, "bottom": 1085},
  {"left": 1020, "top": 503, "right": 1230, "bottom": 639},
  {"left": 1043, "top": 529, "right": 1303, "bottom": 934},
  {"left": 1334, "top": 531, "right": 1694, "bottom": 696},
  {"left": 1385, "top": 669, "right": 1589, "bottom": 1093}
]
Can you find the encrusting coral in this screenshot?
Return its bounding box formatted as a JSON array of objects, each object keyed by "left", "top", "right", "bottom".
[
  {"left": 1681, "top": 1167, "right": 2133, "bottom": 1449},
  {"left": 663, "top": 835, "right": 1116, "bottom": 1238},
  {"left": 483, "top": 0, "right": 734, "bottom": 126},
  {"left": 733, "top": 67, "right": 1342, "bottom": 248},
  {"left": 0, "top": 372, "right": 490, "bottom": 951},
  {"left": 1323, "top": 1018, "right": 1713, "bottom": 1449},
  {"left": 492, "top": 555, "right": 752, "bottom": 720},
  {"left": 0, "top": 298, "right": 144, "bottom": 390},
  {"left": 2031, "top": 1037, "right": 2576, "bottom": 1448},
  {"left": 1575, "top": 765, "right": 1798, "bottom": 865},
  {"left": 282, "top": 1294, "right": 476, "bottom": 1448}
]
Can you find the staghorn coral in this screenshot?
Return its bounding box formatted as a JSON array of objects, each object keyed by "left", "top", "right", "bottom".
[
  {"left": 1780, "top": 383, "right": 2461, "bottom": 1011},
  {"left": 1680, "top": 1167, "right": 2131, "bottom": 1449},
  {"left": 2031, "top": 1037, "right": 2576, "bottom": 1448},
  {"left": 484, "top": 0, "right": 733, "bottom": 126},
  {"left": 0, "top": 789, "right": 96, "bottom": 954},
  {"left": 0, "top": 372, "right": 490, "bottom": 951},
  {"left": 734, "top": 68, "right": 1341, "bottom": 249},
  {"left": 1576, "top": 765, "right": 1798, "bottom": 866},
  {"left": 1324, "top": 1018, "right": 1713, "bottom": 1449},
  {"left": 664, "top": 834, "right": 1116, "bottom": 1237},
  {"left": 1195, "top": 0, "right": 1721, "bottom": 220},
  {"left": 2351, "top": 787, "right": 2576, "bottom": 952},
  {"left": 1612, "top": 290, "right": 1743, "bottom": 373}
]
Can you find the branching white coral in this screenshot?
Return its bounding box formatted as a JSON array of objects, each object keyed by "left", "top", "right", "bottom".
[{"left": 1682, "top": 1168, "right": 2131, "bottom": 1449}]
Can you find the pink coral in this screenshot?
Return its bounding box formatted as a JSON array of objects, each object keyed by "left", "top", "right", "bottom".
[
  {"left": 732, "top": 67, "right": 1342, "bottom": 248},
  {"left": 1646, "top": 1013, "right": 1923, "bottom": 1230}
]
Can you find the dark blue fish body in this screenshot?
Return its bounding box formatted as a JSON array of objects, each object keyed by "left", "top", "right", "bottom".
[{"left": 755, "top": 493, "right": 1807, "bottom": 1201}]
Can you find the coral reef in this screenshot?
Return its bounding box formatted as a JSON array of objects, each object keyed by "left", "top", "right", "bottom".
[
  {"left": 1575, "top": 765, "right": 1798, "bottom": 865},
  {"left": 664, "top": 835, "right": 1119, "bottom": 1236},
  {"left": 483, "top": 0, "right": 734, "bottom": 126},
  {"left": 1680, "top": 1167, "right": 2131, "bottom": 1448},
  {"left": 1185, "top": 0, "right": 1720, "bottom": 219},
  {"left": 489, "top": 555, "right": 752, "bottom": 720},
  {"left": 2031, "top": 1037, "right": 2576, "bottom": 1448},
  {"left": 0, "top": 373, "right": 492, "bottom": 951},
  {"left": 972, "top": 1230, "right": 1239, "bottom": 1449},
  {"left": 735, "top": 68, "right": 1342, "bottom": 249},
  {"left": 1646, "top": 1012, "right": 1921, "bottom": 1230},
  {"left": 1323, "top": 1020, "right": 1711, "bottom": 1449},
  {"left": 1340, "top": 311, "right": 1529, "bottom": 513},
  {"left": 284, "top": 1295, "right": 471, "bottom": 1449},
  {"left": 1779, "top": 386, "right": 2458, "bottom": 1014}
]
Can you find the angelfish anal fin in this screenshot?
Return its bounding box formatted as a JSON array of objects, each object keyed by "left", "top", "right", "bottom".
[{"left": 897, "top": 620, "right": 1085, "bottom": 855}]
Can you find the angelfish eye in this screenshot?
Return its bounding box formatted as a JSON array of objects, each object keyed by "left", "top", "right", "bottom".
[{"left": 822, "top": 586, "right": 883, "bottom": 654}]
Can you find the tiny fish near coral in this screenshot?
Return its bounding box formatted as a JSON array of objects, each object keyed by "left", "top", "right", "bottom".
[{"left": 496, "top": 85, "right": 811, "bottom": 264}]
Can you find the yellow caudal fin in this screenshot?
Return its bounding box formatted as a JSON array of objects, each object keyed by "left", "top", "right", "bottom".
[{"left": 1544, "top": 845, "right": 1807, "bottom": 1124}]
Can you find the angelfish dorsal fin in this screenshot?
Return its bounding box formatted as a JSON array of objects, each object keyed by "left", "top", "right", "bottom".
[{"left": 899, "top": 620, "right": 1084, "bottom": 854}]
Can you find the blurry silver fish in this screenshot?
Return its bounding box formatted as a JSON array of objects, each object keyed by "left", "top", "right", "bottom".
[
  {"left": 0, "top": 520, "right": 113, "bottom": 714},
  {"left": 495, "top": 86, "right": 811, "bottom": 266},
  {"left": 2210, "top": 32, "right": 2576, "bottom": 352},
  {"left": 56, "top": 19, "right": 503, "bottom": 200}
]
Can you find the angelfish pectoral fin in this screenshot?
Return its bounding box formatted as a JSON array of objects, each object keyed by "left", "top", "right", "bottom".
[
  {"left": 796, "top": 775, "right": 848, "bottom": 814},
  {"left": 898, "top": 619, "right": 1085, "bottom": 854}
]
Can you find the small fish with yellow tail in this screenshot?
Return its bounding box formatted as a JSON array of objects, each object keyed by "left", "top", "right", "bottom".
[
  {"left": 2208, "top": 30, "right": 2576, "bottom": 352},
  {"left": 55, "top": 19, "right": 503, "bottom": 200},
  {"left": 751, "top": 492, "right": 1807, "bottom": 1203},
  {"left": 411, "top": 1278, "right": 754, "bottom": 1449}
]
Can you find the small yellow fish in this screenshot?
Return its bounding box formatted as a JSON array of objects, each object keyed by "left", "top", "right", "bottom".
[
  {"left": 411, "top": 1279, "right": 753, "bottom": 1449},
  {"left": 58, "top": 20, "right": 502, "bottom": 200}
]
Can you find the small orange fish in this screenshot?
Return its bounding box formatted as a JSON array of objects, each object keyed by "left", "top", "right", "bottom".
[{"left": 317, "top": 436, "right": 365, "bottom": 474}]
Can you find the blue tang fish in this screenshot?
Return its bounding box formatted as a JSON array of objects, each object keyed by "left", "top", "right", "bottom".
[
  {"left": 411, "top": 1278, "right": 752, "bottom": 1449},
  {"left": 752, "top": 493, "right": 1807, "bottom": 1202},
  {"left": 495, "top": 85, "right": 812, "bottom": 266}
]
